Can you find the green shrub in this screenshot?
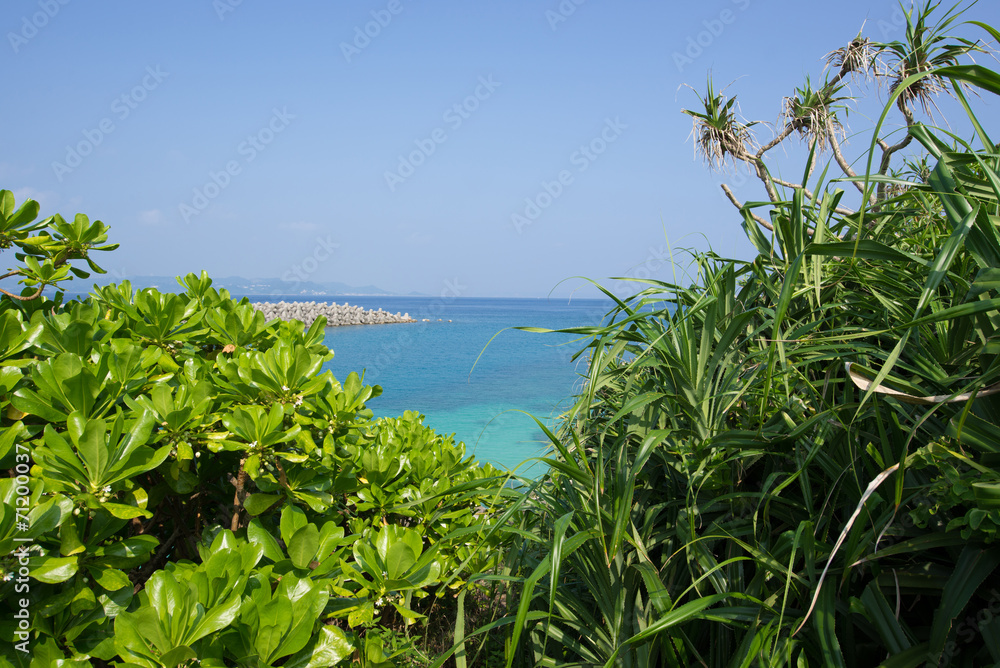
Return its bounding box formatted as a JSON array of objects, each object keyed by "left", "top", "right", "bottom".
[
  {"left": 498, "top": 4, "right": 1000, "bottom": 666},
  {"left": 0, "top": 198, "right": 512, "bottom": 666}
]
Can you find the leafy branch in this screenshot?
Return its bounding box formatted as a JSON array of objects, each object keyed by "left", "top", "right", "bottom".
[{"left": 0, "top": 190, "right": 118, "bottom": 302}]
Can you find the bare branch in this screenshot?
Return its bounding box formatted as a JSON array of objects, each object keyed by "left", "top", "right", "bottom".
[
  {"left": 721, "top": 184, "right": 773, "bottom": 231},
  {"left": 0, "top": 284, "right": 43, "bottom": 301},
  {"left": 131, "top": 524, "right": 181, "bottom": 593},
  {"left": 721, "top": 183, "right": 845, "bottom": 241},
  {"left": 826, "top": 117, "right": 867, "bottom": 198},
  {"left": 877, "top": 105, "right": 916, "bottom": 200},
  {"left": 231, "top": 456, "right": 248, "bottom": 532},
  {"left": 748, "top": 158, "right": 782, "bottom": 203},
  {"left": 879, "top": 106, "right": 916, "bottom": 174},
  {"left": 756, "top": 123, "right": 798, "bottom": 158}
]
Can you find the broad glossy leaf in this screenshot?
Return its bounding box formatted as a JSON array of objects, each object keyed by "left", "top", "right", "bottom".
[
  {"left": 248, "top": 518, "right": 286, "bottom": 563},
  {"left": 88, "top": 565, "right": 131, "bottom": 591},
  {"left": 347, "top": 600, "right": 374, "bottom": 628},
  {"left": 159, "top": 646, "right": 198, "bottom": 667},
  {"left": 189, "top": 589, "right": 242, "bottom": 645},
  {"left": 286, "top": 625, "right": 355, "bottom": 668},
  {"left": 59, "top": 518, "right": 86, "bottom": 556},
  {"left": 103, "top": 535, "right": 159, "bottom": 559},
  {"left": 244, "top": 493, "right": 282, "bottom": 516},
  {"left": 30, "top": 555, "right": 79, "bottom": 583},
  {"left": 76, "top": 417, "right": 109, "bottom": 481},
  {"left": 12, "top": 387, "right": 68, "bottom": 422},
  {"left": 280, "top": 505, "right": 308, "bottom": 546},
  {"left": 288, "top": 523, "right": 319, "bottom": 570},
  {"left": 102, "top": 502, "right": 152, "bottom": 520},
  {"left": 384, "top": 541, "right": 417, "bottom": 581}
]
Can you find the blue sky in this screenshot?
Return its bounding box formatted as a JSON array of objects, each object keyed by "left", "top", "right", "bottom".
[{"left": 2, "top": 1, "right": 998, "bottom": 297}]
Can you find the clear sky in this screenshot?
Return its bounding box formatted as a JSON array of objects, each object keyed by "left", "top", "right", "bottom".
[{"left": 2, "top": 0, "right": 998, "bottom": 297}]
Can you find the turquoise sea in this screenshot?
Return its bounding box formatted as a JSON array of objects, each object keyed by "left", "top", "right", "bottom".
[{"left": 310, "top": 296, "right": 612, "bottom": 474}]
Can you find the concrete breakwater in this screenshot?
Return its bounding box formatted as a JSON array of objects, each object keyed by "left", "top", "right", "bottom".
[{"left": 252, "top": 300, "right": 415, "bottom": 328}]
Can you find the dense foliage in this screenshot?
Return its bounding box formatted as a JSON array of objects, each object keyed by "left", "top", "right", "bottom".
[
  {"left": 6, "top": 4, "right": 1000, "bottom": 667},
  {"left": 0, "top": 195, "right": 512, "bottom": 666},
  {"left": 492, "top": 4, "right": 1000, "bottom": 667}
]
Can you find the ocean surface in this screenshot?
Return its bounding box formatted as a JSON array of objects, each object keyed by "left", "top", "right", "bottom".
[{"left": 308, "top": 296, "right": 613, "bottom": 474}]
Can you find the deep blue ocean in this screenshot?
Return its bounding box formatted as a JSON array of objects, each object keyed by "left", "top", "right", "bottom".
[{"left": 306, "top": 296, "right": 612, "bottom": 474}]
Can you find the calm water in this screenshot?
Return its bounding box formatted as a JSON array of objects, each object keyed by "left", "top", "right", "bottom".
[{"left": 310, "top": 297, "right": 612, "bottom": 474}]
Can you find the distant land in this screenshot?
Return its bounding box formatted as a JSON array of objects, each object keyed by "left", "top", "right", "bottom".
[{"left": 59, "top": 275, "right": 420, "bottom": 297}]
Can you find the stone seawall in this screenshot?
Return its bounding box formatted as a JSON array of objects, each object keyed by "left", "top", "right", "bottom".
[{"left": 252, "top": 300, "right": 415, "bottom": 328}]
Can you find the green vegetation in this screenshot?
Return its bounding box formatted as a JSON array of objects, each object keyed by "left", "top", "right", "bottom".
[
  {"left": 4, "top": 2, "right": 1000, "bottom": 666},
  {"left": 0, "top": 194, "right": 513, "bottom": 665},
  {"left": 491, "top": 3, "right": 1000, "bottom": 666}
]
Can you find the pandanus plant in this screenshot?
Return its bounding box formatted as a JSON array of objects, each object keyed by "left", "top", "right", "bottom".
[
  {"left": 780, "top": 77, "right": 851, "bottom": 154},
  {"left": 682, "top": 1, "right": 996, "bottom": 221},
  {"left": 494, "top": 5, "right": 1000, "bottom": 667},
  {"left": 876, "top": 0, "right": 986, "bottom": 116},
  {"left": 681, "top": 77, "right": 758, "bottom": 173}
]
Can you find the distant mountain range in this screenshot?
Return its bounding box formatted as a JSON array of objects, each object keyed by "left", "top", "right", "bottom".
[{"left": 69, "top": 275, "right": 415, "bottom": 297}]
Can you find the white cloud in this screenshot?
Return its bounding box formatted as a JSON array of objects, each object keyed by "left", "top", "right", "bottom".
[{"left": 138, "top": 209, "right": 164, "bottom": 225}]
